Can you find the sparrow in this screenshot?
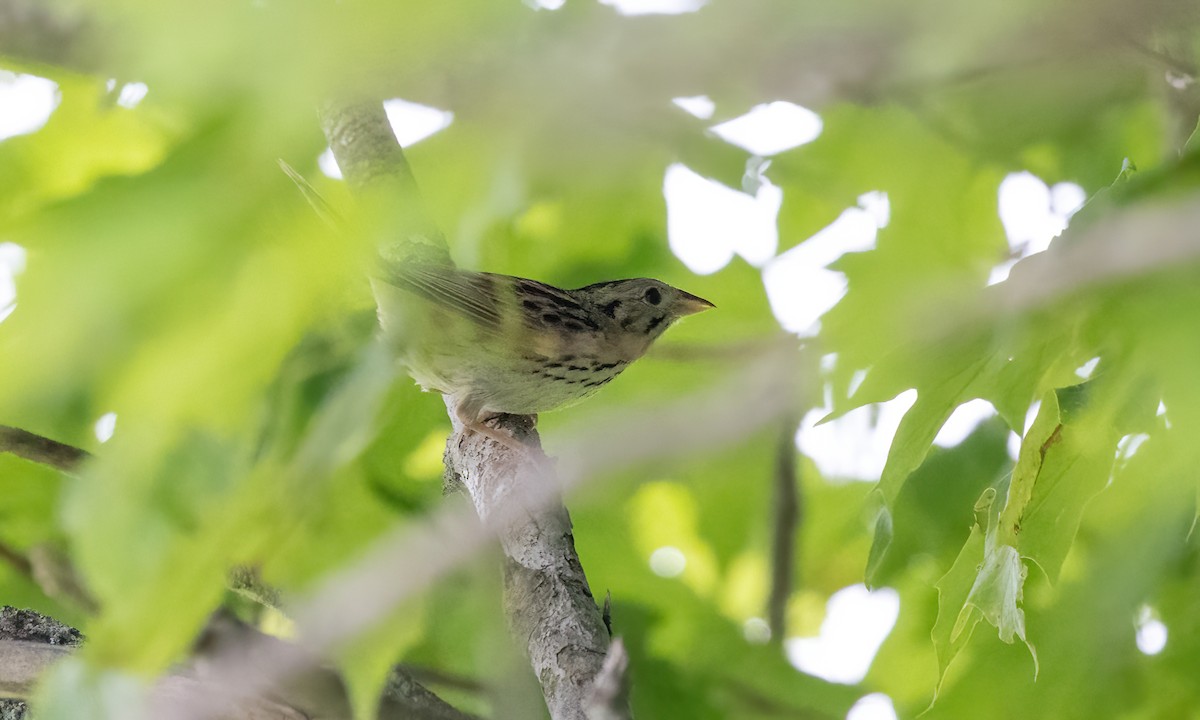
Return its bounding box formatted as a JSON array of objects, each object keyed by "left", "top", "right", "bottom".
[{"left": 373, "top": 263, "right": 714, "bottom": 448}]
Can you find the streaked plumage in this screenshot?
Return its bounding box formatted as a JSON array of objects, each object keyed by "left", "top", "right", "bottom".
[{"left": 373, "top": 263, "right": 713, "bottom": 448}]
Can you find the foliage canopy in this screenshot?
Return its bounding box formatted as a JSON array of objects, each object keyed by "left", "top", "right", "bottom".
[{"left": 3, "top": 0, "right": 1200, "bottom": 718}]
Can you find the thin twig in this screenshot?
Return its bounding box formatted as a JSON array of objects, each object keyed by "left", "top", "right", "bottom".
[
  {"left": 583, "top": 639, "right": 632, "bottom": 720},
  {"left": 1123, "top": 36, "right": 1198, "bottom": 78},
  {"left": 0, "top": 540, "right": 32, "bottom": 581},
  {"left": 767, "top": 416, "right": 802, "bottom": 644},
  {"left": 0, "top": 426, "right": 90, "bottom": 473},
  {"left": 394, "top": 665, "right": 489, "bottom": 696}
]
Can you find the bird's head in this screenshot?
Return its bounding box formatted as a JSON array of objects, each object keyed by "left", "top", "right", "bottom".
[{"left": 575, "top": 278, "right": 714, "bottom": 344}]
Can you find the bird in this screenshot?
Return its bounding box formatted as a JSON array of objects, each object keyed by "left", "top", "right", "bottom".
[{"left": 372, "top": 263, "right": 714, "bottom": 449}]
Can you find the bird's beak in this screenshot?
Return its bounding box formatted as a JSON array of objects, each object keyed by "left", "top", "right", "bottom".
[{"left": 676, "top": 291, "right": 715, "bottom": 316}]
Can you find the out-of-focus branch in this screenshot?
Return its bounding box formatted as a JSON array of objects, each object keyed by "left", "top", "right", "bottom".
[
  {"left": 0, "top": 638, "right": 307, "bottom": 719},
  {"left": 0, "top": 0, "right": 97, "bottom": 72},
  {"left": 767, "top": 416, "right": 802, "bottom": 644},
  {"left": 190, "top": 614, "right": 482, "bottom": 720},
  {"left": 0, "top": 541, "right": 31, "bottom": 582},
  {"left": 985, "top": 197, "right": 1200, "bottom": 319},
  {"left": 0, "top": 426, "right": 90, "bottom": 473},
  {"left": 0, "top": 607, "right": 477, "bottom": 720},
  {"left": 26, "top": 545, "right": 98, "bottom": 614}
]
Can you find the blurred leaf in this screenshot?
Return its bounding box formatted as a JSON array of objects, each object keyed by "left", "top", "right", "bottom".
[
  {"left": 7, "top": 2, "right": 1200, "bottom": 719},
  {"left": 338, "top": 599, "right": 427, "bottom": 720},
  {"left": 0, "top": 69, "right": 171, "bottom": 221}
]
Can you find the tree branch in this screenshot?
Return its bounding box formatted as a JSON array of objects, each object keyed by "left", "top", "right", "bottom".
[
  {"left": 0, "top": 426, "right": 90, "bottom": 473},
  {"left": 0, "top": 607, "right": 80, "bottom": 718},
  {"left": 0, "top": 637, "right": 309, "bottom": 719},
  {"left": 318, "top": 100, "right": 449, "bottom": 267},
  {"left": 0, "top": 641, "right": 70, "bottom": 700},
  {"left": 443, "top": 407, "right": 625, "bottom": 720},
  {"left": 321, "top": 97, "right": 629, "bottom": 720},
  {"left": 191, "top": 614, "right": 482, "bottom": 720},
  {"left": 0, "top": 607, "right": 478, "bottom": 720}
]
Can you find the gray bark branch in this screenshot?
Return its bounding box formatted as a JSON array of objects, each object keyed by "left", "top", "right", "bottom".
[
  {"left": 318, "top": 100, "right": 450, "bottom": 267},
  {"left": 443, "top": 407, "right": 630, "bottom": 720}
]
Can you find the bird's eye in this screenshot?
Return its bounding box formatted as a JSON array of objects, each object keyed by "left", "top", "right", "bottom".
[{"left": 644, "top": 287, "right": 662, "bottom": 305}]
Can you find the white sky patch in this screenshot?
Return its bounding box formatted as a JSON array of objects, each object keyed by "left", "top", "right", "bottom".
[
  {"left": 710, "top": 101, "right": 822, "bottom": 157},
  {"left": 0, "top": 71, "right": 60, "bottom": 141},
  {"left": 115, "top": 81, "right": 149, "bottom": 109},
  {"left": 743, "top": 617, "right": 771, "bottom": 645},
  {"left": 600, "top": 0, "right": 705, "bottom": 14},
  {"left": 526, "top": 0, "right": 565, "bottom": 8},
  {"left": 763, "top": 265, "right": 846, "bottom": 335},
  {"left": 989, "top": 172, "right": 1086, "bottom": 285},
  {"left": 649, "top": 546, "right": 687, "bottom": 578},
  {"left": 318, "top": 147, "right": 343, "bottom": 180},
  {"left": 846, "top": 693, "right": 898, "bottom": 720},
  {"left": 1136, "top": 606, "right": 1167, "bottom": 656},
  {"left": 672, "top": 95, "right": 715, "bottom": 119},
  {"left": 382, "top": 98, "right": 454, "bottom": 147},
  {"left": 1116, "top": 433, "right": 1150, "bottom": 461},
  {"left": 798, "top": 389, "right": 917, "bottom": 482},
  {"left": 1075, "top": 356, "right": 1100, "bottom": 379},
  {"left": 741, "top": 155, "right": 772, "bottom": 196},
  {"left": 0, "top": 242, "right": 27, "bottom": 323},
  {"left": 933, "top": 399, "right": 998, "bottom": 448},
  {"left": 819, "top": 353, "right": 838, "bottom": 374},
  {"left": 858, "top": 190, "right": 890, "bottom": 229},
  {"left": 1156, "top": 400, "right": 1172, "bottom": 430},
  {"left": 93, "top": 412, "right": 118, "bottom": 443},
  {"left": 762, "top": 204, "right": 879, "bottom": 335},
  {"left": 846, "top": 368, "right": 868, "bottom": 398},
  {"left": 786, "top": 584, "right": 899, "bottom": 684},
  {"left": 665, "top": 163, "right": 781, "bottom": 274},
  {"left": 1007, "top": 399, "right": 1043, "bottom": 462}
]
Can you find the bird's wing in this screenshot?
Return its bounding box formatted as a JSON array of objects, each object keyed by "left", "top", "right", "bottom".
[
  {"left": 384, "top": 263, "right": 602, "bottom": 335},
  {"left": 384, "top": 264, "right": 511, "bottom": 331}
]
